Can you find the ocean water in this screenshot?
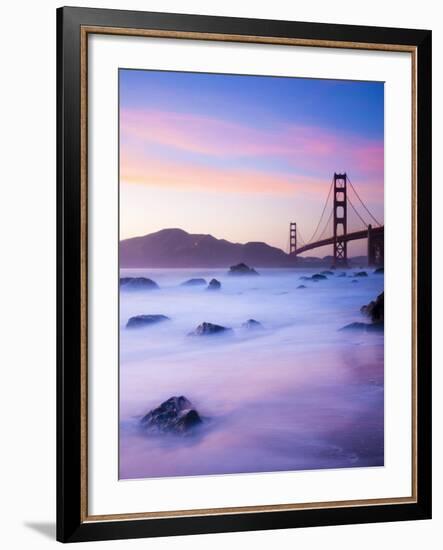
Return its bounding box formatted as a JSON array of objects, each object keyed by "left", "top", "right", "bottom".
[{"left": 119, "top": 267, "right": 384, "bottom": 480}]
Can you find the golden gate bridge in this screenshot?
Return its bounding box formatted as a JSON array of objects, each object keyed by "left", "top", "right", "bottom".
[{"left": 288, "top": 173, "right": 384, "bottom": 267}]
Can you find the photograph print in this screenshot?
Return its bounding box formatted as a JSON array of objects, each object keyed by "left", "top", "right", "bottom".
[{"left": 118, "top": 69, "right": 385, "bottom": 480}]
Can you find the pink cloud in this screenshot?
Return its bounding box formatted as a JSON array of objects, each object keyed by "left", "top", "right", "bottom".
[
  {"left": 120, "top": 108, "right": 384, "bottom": 177},
  {"left": 120, "top": 147, "right": 383, "bottom": 202}
]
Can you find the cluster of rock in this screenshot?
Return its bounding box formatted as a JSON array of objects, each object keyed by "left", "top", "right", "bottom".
[
  {"left": 126, "top": 316, "right": 263, "bottom": 334},
  {"left": 340, "top": 292, "right": 384, "bottom": 332},
  {"left": 121, "top": 264, "right": 261, "bottom": 293},
  {"left": 121, "top": 265, "right": 382, "bottom": 294},
  {"left": 140, "top": 396, "right": 203, "bottom": 435}
]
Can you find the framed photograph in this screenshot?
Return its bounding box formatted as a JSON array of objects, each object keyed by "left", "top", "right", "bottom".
[{"left": 57, "top": 6, "right": 432, "bottom": 543}]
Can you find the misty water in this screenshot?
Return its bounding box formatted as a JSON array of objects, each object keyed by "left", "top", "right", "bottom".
[{"left": 119, "top": 268, "right": 384, "bottom": 480}]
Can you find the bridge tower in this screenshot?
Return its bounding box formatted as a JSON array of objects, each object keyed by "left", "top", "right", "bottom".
[
  {"left": 289, "top": 222, "right": 297, "bottom": 255},
  {"left": 333, "top": 173, "right": 348, "bottom": 267}
]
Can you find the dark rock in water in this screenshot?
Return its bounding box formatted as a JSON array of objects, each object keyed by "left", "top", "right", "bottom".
[
  {"left": 207, "top": 278, "right": 221, "bottom": 291},
  {"left": 340, "top": 322, "right": 383, "bottom": 332},
  {"left": 126, "top": 314, "right": 169, "bottom": 329},
  {"left": 353, "top": 271, "right": 368, "bottom": 277},
  {"left": 228, "top": 262, "right": 259, "bottom": 276},
  {"left": 120, "top": 277, "right": 159, "bottom": 290},
  {"left": 189, "top": 322, "right": 232, "bottom": 336},
  {"left": 311, "top": 273, "right": 327, "bottom": 281},
  {"left": 374, "top": 267, "right": 384, "bottom": 274},
  {"left": 351, "top": 279, "right": 359, "bottom": 283},
  {"left": 339, "top": 292, "right": 384, "bottom": 332},
  {"left": 337, "top": 272, "right": 347, "bottom": 277},
  {"left": 361, "top": 292, "right": 384, "bottom": 324},
  {"left": 181, "top": 278, "right": 207, "bottom": 287},
  {"left": 242, "top": 319, "right": 262, "bottom": 329},
  {"left": 297, "top": 284, "right": 307, "bottom": 289},
  {"left": 321, "top": 270, "right": 334, "bottom": 275},
  {"left": 140, "top": 396, "right": 202, "bottom": 434}
]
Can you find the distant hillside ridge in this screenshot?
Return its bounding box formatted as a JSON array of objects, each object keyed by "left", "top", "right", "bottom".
[{"left": 120, "top": 228, "right": 296, "bottom": 268}]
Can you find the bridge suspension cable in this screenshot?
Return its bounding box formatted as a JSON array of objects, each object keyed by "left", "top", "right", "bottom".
[
  {"left": 347, "top": 175, "right": 382, "bottom": 227},
  {"left": 291, "top": 172, "right": 383, "bottom": 253},
  {"left": 317, "top": 209, "right": 333, "bottom": 241},
  {"left": 347, "top": 194, "right": 369, "bottom": 229},
  {"left": 305, "top": 177, "right": 334, "bottom": 244},
  {"left": 297, "top": 227, "right": 307, "bottom": 247}
]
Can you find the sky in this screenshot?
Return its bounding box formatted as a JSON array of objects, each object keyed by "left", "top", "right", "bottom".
[{"left": 119, "top": 69, "right": 384, "bottom": 256}]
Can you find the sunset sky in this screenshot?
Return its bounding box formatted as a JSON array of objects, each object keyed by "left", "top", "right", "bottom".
[{"left": 119, "top": 69, "right": 384, "bottom": 256}]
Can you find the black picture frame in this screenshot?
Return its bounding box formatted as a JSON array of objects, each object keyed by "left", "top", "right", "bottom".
[{"left": 57, "top": 6, "right": 432, "bottom": 543}]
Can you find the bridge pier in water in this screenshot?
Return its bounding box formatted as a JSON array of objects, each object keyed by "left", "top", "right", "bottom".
[{"left": 367, "top": 224, "right": 384, "bottom": 266}]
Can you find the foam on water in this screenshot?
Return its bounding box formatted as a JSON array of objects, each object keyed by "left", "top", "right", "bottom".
[{"left": 119, "top": 267, "right": 384, "bottom": 480}]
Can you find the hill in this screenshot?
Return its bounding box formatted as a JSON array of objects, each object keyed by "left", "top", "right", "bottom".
[{"left": 120, "top": 228, "right": 294, "bottom": 268}]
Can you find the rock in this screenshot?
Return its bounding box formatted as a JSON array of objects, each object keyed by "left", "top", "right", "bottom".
[
  {"left": 228, "top": 263, "right": 259, "bottom": 276},
  {"left": 351, "top": 279, "right": 359, "bottom": 283},
  {"left": 311, "top": 273, "right": 327, "bottom": 281},
  {"left": 140, "top": 396, "right": 202, "bottom": 434},
  {"left": 207, "top": 278, "right": 221, "bottom": 291},
  {"left": 374, "top": 267, "right": 384, "bottom": 274},
  {"left": 181, "top": 278, "right": 207, "bottom": 287},
  {"left": 340, "top": 322, "right": 383, "bottom": 332},
  {"left": 353, "top": 271, "right": 368, "bottom": 277},
  {"left": 189, "top": 322, "right": 232, "bottom": 336},
  {"left": 339, "top": 292, "right": 384, "bottom": 332},
  {"left": 120, "top": 277, "right": 159, "bottom": 290},
  {"left": 337, "top": 272, "right": 347, "bottom": 277},
  {"left": 242, "top": 319, "right": 262, "bottom": 329},
  {"left": 126, "top": 314, "right": 169, "bottom": 329},
  {"left": 297, "top": 284, "right": 307, "bottom": 289},
  {"left": 321, "top": 270, "right": 334, "bottom": 275},
  {"left": 360, "top": 292, "right": 384, "bottom": 324}
]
